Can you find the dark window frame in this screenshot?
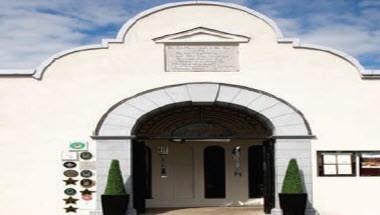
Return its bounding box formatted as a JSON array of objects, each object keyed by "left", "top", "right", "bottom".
[
  {"left": 317, "top": 151, "right": 356, "bottom": 177},
  {"left": 359, "top": 152, "right": 380, "bottom": 177}
]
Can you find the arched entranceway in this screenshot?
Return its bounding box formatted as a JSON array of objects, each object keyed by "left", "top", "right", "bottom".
[
  {"left": 130, "top": 103, "right": 274, "bottom": 213},
  {"left": 94, "top": 83, "right": 314, "bottom": 215}
]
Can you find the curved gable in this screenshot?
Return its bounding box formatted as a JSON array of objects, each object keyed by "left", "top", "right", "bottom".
[{"left": 0, "top": 1, "right": 378, "bottom": 80}]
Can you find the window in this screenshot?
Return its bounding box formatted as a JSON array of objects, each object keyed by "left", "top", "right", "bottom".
[
  {"left": 359, "top": 152, "right": 380, "bottom": 176},
  {"left": 317, "top": 152, "right": 356, "bottom": 176}
]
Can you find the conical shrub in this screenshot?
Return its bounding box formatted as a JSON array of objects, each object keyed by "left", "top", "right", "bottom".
[
  {"left": 104, "top": 160, "right": 127, "bottom": 195},
  {"left": 281, "top": 159, "right": 303, "bottom": 193}
]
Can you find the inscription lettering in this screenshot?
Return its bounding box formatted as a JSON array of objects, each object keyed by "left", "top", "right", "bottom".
[{"left": 165, "top": 44, "right": 238, "bottom": 72}]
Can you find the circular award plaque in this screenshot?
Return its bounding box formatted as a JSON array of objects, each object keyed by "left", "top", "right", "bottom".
[
  {"left": 80, "top": 152, "right": 93, "bottom": 160},
  {"left": 80, "top": 179, "right": 95, "bottom": 188},
  {"left": 64, "top": 170, "right": 79, "bottom": 177},
  {"left": 63, "top": 162, "right": 77, "bottom": 169},
  {"left": 82, "top": 194, "right": 93, "bottom": 201},
  {"left": 80, "top": 170, "right": 93, "bottom": 178},
  {"left": 70, "top": 142, "right": 86, "bottom": 150},
  {"left": 64, "top": 188, "right": 77, "bottom": 196}
]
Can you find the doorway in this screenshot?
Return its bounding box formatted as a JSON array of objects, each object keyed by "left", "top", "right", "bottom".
[
  {"left": 131, "top": 104, "right": 275, "bottom": 214},
  {"left": 204, "top": 146, "right": 226, "bottom": 198},
  {"left": 249, "top": 145, "right": 263, "bottom": 198}
]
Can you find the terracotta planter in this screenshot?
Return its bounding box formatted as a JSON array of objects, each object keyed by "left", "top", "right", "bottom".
[
  {"left": 279, "top": 193, "right": 307, "bottom": 215},
  {"left": 101, "top": 195, "right": 129, "bottom": 215}
]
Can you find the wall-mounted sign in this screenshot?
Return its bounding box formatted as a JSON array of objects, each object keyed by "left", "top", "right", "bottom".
[
  {"left": 82, "top": 194, "right": 93, "bottom": 201},
  {"left": 79, "top": 161, "right": 96, "bottom": 170},
  {"left": 63, "top": 178, "right": 78, "bottom": 185},
  {"left": 64, "top": 206, "right": 78, "bottom": 213},
  {"left": 80, "top": 189, "right": 95, "bottom": 195},
  {"left": 80, "top": 152, "right": 93, "bottom": 160},
  {"left": 69, "top": 141, "right": 88, "bottom": 151},
  {"left": 63, "top": 170, "right": 79, "bottom": 178},
  {"left": 64, "top": 188, "right": 77, "bottom": 196},
  {"left": 360, "top": 153, "right": 380, "bottom": 176},
  {"left": 63, "top": 162, "right": 77, "bottom": 169},
  {"left": 232, "top": 146, "right": 242, "bottom": 176},
  {"left": 80, "top": 170, "right": 93, "bottom": 178},
  {"left": 61, "top": 152, "right": 78, "bottom": 161},
  {"left": 63, "top": 197, "right": 78, "bottom": 204},
  {"left": 80, "top": 179, "right": 95, "bottom": 188},
  {"left": 165, "top": 44, "right": 239, "bottom": 72}
]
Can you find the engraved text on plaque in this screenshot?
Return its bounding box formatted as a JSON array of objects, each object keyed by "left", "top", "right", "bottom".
[{"left": 165, "top": 44, "right": 238, "bottom": 72}]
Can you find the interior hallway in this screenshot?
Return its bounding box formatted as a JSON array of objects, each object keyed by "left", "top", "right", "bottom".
[{"left": 143, "top": 207, "right": 265, "bottom": 215}]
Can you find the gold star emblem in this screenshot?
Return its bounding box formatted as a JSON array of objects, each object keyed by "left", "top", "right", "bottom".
[
  {"left": 64, "top": 205, "right": 78, "bottom": 213},
  {"left": 63, "top": 197, "right": 78, "bottom": 204},
  {"left": 63, "top": 178, "right": 78, "bottom": 185},
  {"left": 80, "top": 189, "right": 95, "bottom": 195}
]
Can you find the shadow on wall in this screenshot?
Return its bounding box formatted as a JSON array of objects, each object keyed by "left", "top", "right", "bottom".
[
  {"left": 300, "top": 170, "right": 318, "bottom": 215},
  {"left": 124, "top": 176, "right": 132, "bottom": 196}
]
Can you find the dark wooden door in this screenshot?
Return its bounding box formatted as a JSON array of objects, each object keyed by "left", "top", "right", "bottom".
[
  {"left": 248, "top": 145, "right": 264, "bottom": 198},
  {"left": 204, "top": 146, "right": 226, "bottom": 198},
  {"left": 263, "top": 139, "right": 275, "bottom": 214},
  {"left": 132, "top": 140, "right": 146, "bottom": 214}
]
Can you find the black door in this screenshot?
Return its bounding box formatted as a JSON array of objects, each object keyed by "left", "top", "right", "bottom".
[
  {"left": 204, "top": 146, "right": 226, "bottom": 198},
  {"left": 132, "top": 140, "right": 146, "bottom": 214},
  {"left": 263, "top": 139, "right": 275, "bottom": 214},
  {"left": 248, "top": 145, "right": 264, "bottom": 198}
]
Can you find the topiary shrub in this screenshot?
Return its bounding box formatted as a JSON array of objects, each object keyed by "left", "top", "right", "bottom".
[
  {"left": 104, "top": 160, "right": 127, "bottom": 195},
  {"left": 281, "top": 159, "right": 303, "bottom": 193}
]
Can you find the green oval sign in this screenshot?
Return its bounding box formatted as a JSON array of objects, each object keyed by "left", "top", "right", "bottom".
[{"left": 70, "top": 142, "right": 86, "bottom": 150}]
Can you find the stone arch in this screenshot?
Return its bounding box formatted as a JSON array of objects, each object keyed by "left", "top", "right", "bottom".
[
  {"left": 95, "top": 82, "right": 312, "bottom": 138},
  {"left": 94, "top": 82, "right": 316, "bottom": 215}
]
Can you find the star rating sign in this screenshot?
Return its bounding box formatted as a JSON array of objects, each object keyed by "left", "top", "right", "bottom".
[
  {"left": 80, "top": 189, "right": 95, "bottom": 195},
  {"left": 63, "top": 197, "right": 78, "bottom": 205},
  {"left": 63, "top": 178, "right": 78, "bottom": 185},
  {"left": 64, "top": 206, "right": 78, "bottom": 213}
]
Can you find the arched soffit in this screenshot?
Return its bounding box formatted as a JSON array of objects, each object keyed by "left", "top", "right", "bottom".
[
  {"left": 0, "top": 1, "right": 377, "bottom": 79},
  {"left": 132, "top": 103, "right": 273, "bottom": 139},
  {"left": 95, "top": 83, "right": 313, "bottom": 137}
]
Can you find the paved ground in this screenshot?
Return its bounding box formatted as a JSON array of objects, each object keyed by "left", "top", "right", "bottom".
[{"left": 143, "top": 207, "right": 265, "bottom": 215}]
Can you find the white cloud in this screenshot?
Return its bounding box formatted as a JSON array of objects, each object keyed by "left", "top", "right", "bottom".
[
  {"left": 0, "top": 0, "right": 378, "bottom": 69},
  {"left": 301, "top": 25, "right": 380, "bottom": 56},
  {"left": 0, "top": 0, "right": 131, "bottom": 69},
  {"left": 251, "top": 1, "right": 380, "bottom": 65},
  {"left": 273, "top": 18, "right": 302, "bottom": 37}
]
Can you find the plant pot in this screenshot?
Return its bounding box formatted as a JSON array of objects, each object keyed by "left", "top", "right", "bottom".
[
  {"left": 279, "top": 193, "right": 307, "bottom": 215},
  {"left": 101, "top": 194, "right": 129, "bottom": 215}
]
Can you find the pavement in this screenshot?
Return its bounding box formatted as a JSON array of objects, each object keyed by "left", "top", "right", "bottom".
[{"left": 143, "top": 207, "right": 265, "bottom": 215}]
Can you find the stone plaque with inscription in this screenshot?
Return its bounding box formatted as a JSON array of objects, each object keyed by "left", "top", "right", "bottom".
[{"left": 165, "top": 44, "right": 238, "bottom": 72}]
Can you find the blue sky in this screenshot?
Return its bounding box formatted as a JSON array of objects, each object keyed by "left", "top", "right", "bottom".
[{"left": 0, "top": 0, "right": 379, "bottom": 69}]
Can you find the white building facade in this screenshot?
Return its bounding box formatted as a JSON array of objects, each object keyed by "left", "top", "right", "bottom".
[{"left": 0, "top": 2, "right": 379, "bottom": 215}]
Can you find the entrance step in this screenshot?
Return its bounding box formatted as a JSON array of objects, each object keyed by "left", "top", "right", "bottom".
[{"left": 144, "top": 207, "right": 265, "bottom": 215}]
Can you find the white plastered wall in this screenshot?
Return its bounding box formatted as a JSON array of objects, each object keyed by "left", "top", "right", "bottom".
[{"left": 0, "top": 2, "right": 379, "bottom": 215}]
